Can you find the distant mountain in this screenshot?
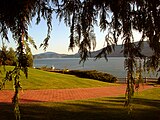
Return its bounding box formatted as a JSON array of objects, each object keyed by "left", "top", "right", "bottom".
[
  {"left": 33, "top": 52, "right": 67, "bottom": 59},
  {"left": 91, "top": 45, "right": 123, "bottom": 57},
  {"left": 33, "top": 41, "right": 153, "bottom": 59},
  {"left": 91, "top": 41, "right": 153, "bottom": 57}
]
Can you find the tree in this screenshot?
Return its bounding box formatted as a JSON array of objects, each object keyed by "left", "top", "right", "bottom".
[
  {"left": 7, "top": 47, "right": 17, "bottom": 66},
  {"left": 0, "top": 46, "right": 8, "bottom": 65},
  {"left": 26, "top": 53, "right": 34, "bottom": 67},
  {"left": 0, "top": 0, "right": 160, "bottom": 119},
  {"left": 0, "top": 46, "right": 16, "bottom": 65},
  {"left": 0, "top": 47, "right": 33, "bottom": 67}
]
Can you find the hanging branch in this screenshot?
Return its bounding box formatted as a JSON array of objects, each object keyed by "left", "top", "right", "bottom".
[{"left": 0, "top": 0, "right": 160, "bottom": 119}]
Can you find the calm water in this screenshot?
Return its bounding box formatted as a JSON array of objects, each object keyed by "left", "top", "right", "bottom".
[
  {"left": 33, "top": 57, "right": 126, "bottom": 78},
  {"left": 33, "top": 57, "right": 158, "bottom": 78}
]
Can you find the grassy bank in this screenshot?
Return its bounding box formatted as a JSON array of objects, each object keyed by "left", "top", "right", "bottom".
[
  {"left": 0, "top": 66, "right": 117, "bottom": 90},
  {"left": 0, "top": 87, "right": 160, "bottom": 120}
]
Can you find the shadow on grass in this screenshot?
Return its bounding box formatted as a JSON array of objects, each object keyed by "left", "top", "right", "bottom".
[
  {"left": 0, "top": 97, "right": 160, "bottom": 120},
  {"left": 19, "top": 99, "right": 44, "bottom": 103},
  {"left": 106, "top": 97, "right": 160, "bottom": 108}
]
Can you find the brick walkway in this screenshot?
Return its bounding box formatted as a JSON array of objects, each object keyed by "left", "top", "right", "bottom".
[{"left": 0, "top": 84, "right": 153, "bottom": 103}]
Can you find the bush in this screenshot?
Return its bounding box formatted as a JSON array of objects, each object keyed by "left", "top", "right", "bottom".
[
  {"left": 61, "top": 70, "right": 118, "bottom": 83},
  {"left": 38, "top": 66, "right": 51, "bottom": 71}
]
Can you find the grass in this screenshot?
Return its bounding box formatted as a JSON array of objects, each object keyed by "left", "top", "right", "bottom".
[
  {"left": 0, "top": 87, "right": 160, "bottom": 120},
  {"left": 0, "top": 66, "right": 117, "bottom": 90},
  {"left": 1, "top": 66, "right": 160, "bottom": 120}
]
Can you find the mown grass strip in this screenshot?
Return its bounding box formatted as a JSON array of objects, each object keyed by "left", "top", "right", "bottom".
[{"left": 0, "top": 66, "right": 117, "bottom": 90}]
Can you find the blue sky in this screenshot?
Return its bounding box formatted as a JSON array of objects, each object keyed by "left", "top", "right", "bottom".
[
  {"left": 1, "top": 15, "right": 142, "bottom": 55},
  {"left": 28, "top": 15, "right": 107, "bottom": 55},
  {"left": 29, "top": 16, "right": 142, "bottom": 55}
]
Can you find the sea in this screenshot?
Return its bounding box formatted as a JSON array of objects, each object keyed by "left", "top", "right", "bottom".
[{"left": 33, "top": 57, "right": 158, "bottom": 78}]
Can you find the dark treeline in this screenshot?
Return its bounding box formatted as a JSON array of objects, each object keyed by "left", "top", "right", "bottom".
[{"left": 0, "top": 46, "right": 33, "bottom": 67}]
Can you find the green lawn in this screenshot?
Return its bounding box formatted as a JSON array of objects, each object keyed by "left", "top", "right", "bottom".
[
  {"left": 0, "top": 87, "right": 160, "bottom": 120},
  {"left": 0, "top": 66, "right": 117, "bottom": 90},
  {"left": 1, "top": 66, "right": 160, "bottom": 120}
]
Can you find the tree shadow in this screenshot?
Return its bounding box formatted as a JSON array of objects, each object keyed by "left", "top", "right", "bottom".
[
  {"left": 0, "top": 96, "right": 160, "bottom": 120},
  {"left": 132, "top": 98, "right": 160, "bottom": 108},
  {"left": 105, "top": 96, "right": 160, "bottom": 109},
  {"left": 0, "top": 103, "right": 15, "bottom": 120},
  {"left": 19, "top": 98, "right": 44, "bottom": 103}
]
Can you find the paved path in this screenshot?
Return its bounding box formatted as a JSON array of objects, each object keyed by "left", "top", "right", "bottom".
[{"left": 0, "top": 84, "right": 153, "bottom": 103}]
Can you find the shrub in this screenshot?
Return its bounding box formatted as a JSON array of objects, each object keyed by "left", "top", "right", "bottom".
[
  {"left": 39, "top": 66, "right": 51, "bottom": 71},
  {"left": 62, "top": 70, "right": 118, "bottom": 83}
]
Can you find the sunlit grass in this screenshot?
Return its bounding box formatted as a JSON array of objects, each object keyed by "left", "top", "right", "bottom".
[{"left": 0, "top": 66, "right": 117, "bottom": 90}]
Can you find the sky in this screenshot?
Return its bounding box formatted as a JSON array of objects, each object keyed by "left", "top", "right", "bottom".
[
  {"left": 28, "top": 16, "right": 108, "bottom": 55},
  {"left": 1, "top": 15, "right": 142, "bottom": 55}
]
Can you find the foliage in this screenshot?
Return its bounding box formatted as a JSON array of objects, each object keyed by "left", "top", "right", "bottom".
[
  {"left": 38, "top": 66, "right": 51, "bottom": 71},
  {"left": 0, "top": 46, "right": 17, "bottom": 66},
  {"left": 0, "top": 46, "right": 33, "bottom": 67},
  {"left": 0, "top": 0, "right": 160, "bottom": 119},
  {"left": 26, "top": 54, "right": 34, "bottom": 67},
  {"left": 57, "top": 70, "right": 118, "bottom": 83}
]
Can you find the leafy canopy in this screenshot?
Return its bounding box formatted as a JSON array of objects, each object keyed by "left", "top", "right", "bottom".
[
  {"left": 0, "top": 0, "right": 160, "bottom": 119},
  {"left": 0, "top": 0, "right": 159, "bottom": 63}
]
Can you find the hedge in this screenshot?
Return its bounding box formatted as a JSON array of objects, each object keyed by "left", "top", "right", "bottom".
[{"left": 56, "top": 70, "right": 118, "bottom": 83}]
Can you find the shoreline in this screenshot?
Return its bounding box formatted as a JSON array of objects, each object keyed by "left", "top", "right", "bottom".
[{"left": 35, "top": 67, "right": 158, "bottom": 84}]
